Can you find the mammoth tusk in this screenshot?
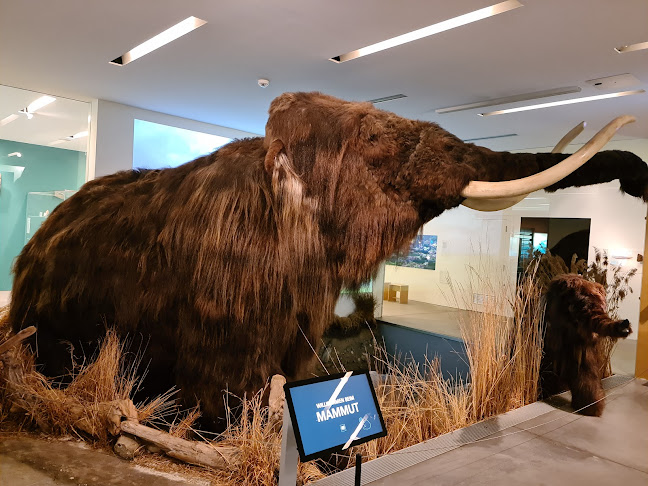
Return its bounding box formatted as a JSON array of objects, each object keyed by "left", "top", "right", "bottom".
[
  {"left": 462, "top": 121, "right": 589, "bottom": 211},
  {"left": 461, "top": 194, "right": 527, "bottom": 212},
  {"left": 460, "top": 115, "right": 636, "bottom": 200},
  {"left": 551, "top": 121, "right": 586, "bottom": 154}
]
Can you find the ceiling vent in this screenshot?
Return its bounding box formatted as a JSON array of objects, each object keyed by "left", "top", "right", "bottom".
[
  {"left": 585, "top": 73, "right": 640, "bottom": 90},
  {"left": 368, "top": 94, "right": 407, "bottom": 104}
]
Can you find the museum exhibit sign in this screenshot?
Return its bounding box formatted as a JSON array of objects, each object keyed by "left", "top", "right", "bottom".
[{"left": 279, "top": 371, "right": 386, "bottom": 485}]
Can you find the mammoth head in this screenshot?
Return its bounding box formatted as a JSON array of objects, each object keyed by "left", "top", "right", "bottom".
[{"left": 264, "top": 92, "right": 640, "bottom": 222}]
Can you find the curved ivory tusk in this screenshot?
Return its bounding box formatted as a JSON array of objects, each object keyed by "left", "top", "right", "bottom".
[
  {"left": 460, "top": 115, "right": 635, "bottom": 200},
  {"left": 462, "top": 121, "right": 588, "bottom": 210},
  {"left": 552, "top": 121, "right": 586, "bottom": 154},
  {"left": 461, "top": 194, "right": 528, "bottom": 212}
]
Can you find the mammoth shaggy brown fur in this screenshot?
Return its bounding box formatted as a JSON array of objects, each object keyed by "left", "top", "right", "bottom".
[
  {"left": 541, "top": 274, "right": 632, "bottom": 416},
  {"left": 9, "top": 92, "right": 648, "bottom": 427}
]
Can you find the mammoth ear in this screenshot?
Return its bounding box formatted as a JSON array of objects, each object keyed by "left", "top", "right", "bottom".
[{"left": 264, "top": 139, "right": 286, "bottom": 174}]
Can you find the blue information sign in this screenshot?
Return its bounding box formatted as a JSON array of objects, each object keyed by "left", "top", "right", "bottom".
[{"left": 283, "top": 371, "right": 387, "bottom": 461}]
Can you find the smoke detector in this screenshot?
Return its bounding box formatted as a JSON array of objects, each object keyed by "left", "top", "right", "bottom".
[
  {"left": 258, "top": 78, "right": 270, "bottom": 88},
  {"left": 586, "top": 73, "right": 640, "bottom": 90}
]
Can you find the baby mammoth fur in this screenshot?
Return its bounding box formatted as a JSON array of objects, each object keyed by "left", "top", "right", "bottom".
[{"left": 541, "top": 274, "right": 632, "bottom": 416}]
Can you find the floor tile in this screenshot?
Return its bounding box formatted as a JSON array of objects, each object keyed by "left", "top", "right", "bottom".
[{"left": 540, "top": 379, "right": 648, "bottom": 473}]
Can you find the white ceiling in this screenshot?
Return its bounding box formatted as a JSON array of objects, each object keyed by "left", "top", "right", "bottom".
[
  {"left": 0, "top": 0, "right": 647, "bottom": 152},
  {"left": 0, "top": 85, "right": 90, "bottom": 152}
]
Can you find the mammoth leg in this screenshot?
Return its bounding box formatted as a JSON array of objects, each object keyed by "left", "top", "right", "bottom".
[
  {"left": 31, "top": 326, "right": 76, "bottom": 381},
  {"left": 173, "top": 316, "right": 287, "bottom": 432},
  {"left": 567, "top": 351, "right": 605, "bottom": 417}
]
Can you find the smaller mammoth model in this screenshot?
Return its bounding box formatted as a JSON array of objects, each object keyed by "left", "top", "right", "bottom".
[
  {"left": 542, "top": 274, "right": 632, "bottom": 416},
  {"left": 9, "top": 92, "right": 648, "bottom": 428}
]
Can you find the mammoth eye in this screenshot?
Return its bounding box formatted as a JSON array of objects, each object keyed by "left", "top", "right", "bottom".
[{"left": 368, "top": 134, "right": 379, "bottom": 143}]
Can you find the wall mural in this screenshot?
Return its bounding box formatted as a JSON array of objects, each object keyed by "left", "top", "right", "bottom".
[{"left": 387, "top": 235, "right": 438, "bottom": 270}]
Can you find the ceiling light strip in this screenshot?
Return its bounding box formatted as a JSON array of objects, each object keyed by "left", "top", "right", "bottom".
[
  {"left": 368, "top": 94, "right": 408, "bottom": 104},
  {"left": 436, "top": 86, "right": 581, "bottom": 114},
  {"left": 615, "top": 41, "right": 648, "bottom": 53},
  {"left": 27, "top": 95, "right": 56, "bottom": 113},
  {"left": 330, "top": 0, "right": 523, "bottom": 63},
  {"left": 464, "top": 133, "right": 517, "bottom": 142},
  {"left": 479, "top": 89, "right": 645, "bottom": 116},
  {"left": 0, "top": 114, "right": 19, "bottom": 126},
  {"left": 110, "top": 16, "right": 207, "bottom": 66}
]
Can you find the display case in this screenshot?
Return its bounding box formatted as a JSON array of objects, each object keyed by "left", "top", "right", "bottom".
[{"left": 25, "top": 190, "right": 76, "bottom": 243}]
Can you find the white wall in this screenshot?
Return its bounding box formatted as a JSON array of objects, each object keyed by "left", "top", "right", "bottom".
[
  {"left": 385, "top": 205, "right": 514, "bottom": 313},
  {"left": 92, "top": 100, "right": 258, "bottom": 177},
  {"left": 385, "top": 138, "right": 648, "bottom": 338},
  {"left": 0, "top": 291, "right": 10, "bottom": 307}
]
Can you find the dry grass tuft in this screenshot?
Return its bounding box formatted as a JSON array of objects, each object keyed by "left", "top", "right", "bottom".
[
  {"left": 0, "top": 327, "right": 168, "bottom": 441},
  {"left": 169, "top": 404, "right": 202, "bottom": 440},
  {"left": 210, "top": 389, "right": 325, "bottom": 486},
  {"left": 65, "top": 332, "right": 138, "bottom": 403},
  {"left": 353, "top": 354, "right": 471, "bottom": 461}
]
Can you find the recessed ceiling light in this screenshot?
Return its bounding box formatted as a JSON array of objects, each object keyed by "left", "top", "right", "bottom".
[
  {"left": 110, "top": 16, "right": 207, "bottom": 66},
  {"left": 330, "top": 0, "right": 523, "bottom": 63},
  {"left": 478, "top": 89, "right": 645, "bottom": 116},
  {"left": 27, "top": 95, "right": 56, "bottom": 113},
  {"left": 0, "top": 114, "right": 18, "bottom": 126},
  {"left": 436, "top": 86, "right": 581, "bottom": 114},
  {"left": 614, "top": 41, "right": 648, "bottom": 53}
]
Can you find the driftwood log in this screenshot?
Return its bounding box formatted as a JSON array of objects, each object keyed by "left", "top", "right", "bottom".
[
  {"left": 0, "top": 326, "right": 36, "bottom": 355},
  {"left": 120, "top": 420, "right": 240, "bottom": 469}
]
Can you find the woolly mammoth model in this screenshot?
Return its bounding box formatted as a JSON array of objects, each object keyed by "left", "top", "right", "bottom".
[
  {"left": 541, "top": 274, "right": 632, "bottom": 416},
  {"left": 9, "top": 92, "right": 648, "bottom": 427}
]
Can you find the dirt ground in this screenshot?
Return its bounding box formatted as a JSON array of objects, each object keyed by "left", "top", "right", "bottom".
[{"left": 0, "top": 434, "right": 214, "bottom": 485}]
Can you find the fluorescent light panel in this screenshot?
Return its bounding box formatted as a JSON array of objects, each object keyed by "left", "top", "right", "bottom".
[
  {"left": 330, "top": 0, "right": 523, "bottom": 63},
  {"left": 27, "top": 95, "right": 56, "bottom": 113},
  {"left": 0, "top": 114, "right": 18, "bottom": 126},
  {"left": 615, "top": 41, "right": 648, "bottom": 53},
  {"left": 436, "top": 87, "right": 581, "bottom": 114},
  {"left": 111, "top": 16, "right": 207, "bottom": 66},
  {"left": 479, "top": 89, "right": 645, "bottom": 116},
  {"left": 368, "top": 94, "right": 407, "bottom": 104},
  {"left": 464, "top": 133, "right": 517, "bottom": 142}
]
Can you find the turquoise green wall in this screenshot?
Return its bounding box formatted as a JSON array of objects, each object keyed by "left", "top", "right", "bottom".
[{"left": 0, "top": 140, "right": 86, "bottom": 290}]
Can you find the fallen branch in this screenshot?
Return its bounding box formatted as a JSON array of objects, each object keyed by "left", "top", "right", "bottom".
[
  {"left": 120, "top": 420, "right": 240, "bottom": 470},
  {"left": 0, "top": 326, "right": 36, "bottom": 356}
]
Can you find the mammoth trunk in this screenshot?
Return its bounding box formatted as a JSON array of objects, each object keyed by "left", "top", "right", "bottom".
[{"left": 470, "top": 148, "right": 648, "bottom": 200}]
